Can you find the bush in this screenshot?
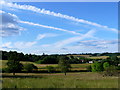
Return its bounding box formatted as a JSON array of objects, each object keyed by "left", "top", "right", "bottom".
[
  {"left": 91, "top": 62, "right": 103, "bottom": 72},
  {"left": 116, "top": 66, "right": 120, "bottom": 70},
  {"left": 86, "top": 65, "right": 91, "bottom": 72},
  {"left": 23, "top": 64, "right": 38, "bottom": 72},
  {"left": 35, "top": 60, "right": 43, "bottom": 64},
  {"left": 2, "top": 68, "right": 7, "bottom": 73},
  {"left": 103, "top": 65, "right": 118, "bottom": 76},
  {"left": 103, "top": 62, "right": 110, "bottom": 70},
  {"left": 46, "top": 66, "right": 55, "bottom": 73}
]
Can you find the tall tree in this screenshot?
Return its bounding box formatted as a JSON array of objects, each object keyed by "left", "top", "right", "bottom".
[
  {"left": 6, "top": 54, "right": 23, "bottom": 75},
  {"left": 58, "top": 56, "right": 71, "bottom": 75},
  {"left": 6, "top": 60, "right": 23, "bottom": 75}
]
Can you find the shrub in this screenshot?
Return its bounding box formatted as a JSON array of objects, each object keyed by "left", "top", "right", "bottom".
[
  {"left": 103, "top": 62, "right": 110, "bottom": 70},
  {"left": 91, "top": 62, "right": 103, "bottom": 72},
  {"left": 116, "top": 66, "right": 120, "bottom": 70},
  {"left": 103, "top": 65, "right": 118, "bottom": 76},
  {"left": 23, "top": 64, "right": 38, "bottom": 72},
  {"left": 35, "top": 60, "right": 43, "bottom": 64},
  {"left": 86, "top": 65, "right": 92, "bottom": 72},
  {"left": 46, "top": 66, "right": 55, "bottom": 73}
]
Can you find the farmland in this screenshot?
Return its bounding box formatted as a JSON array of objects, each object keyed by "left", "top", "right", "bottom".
[
  {"left": 1, "top": 54, "right": 120, "bottom": 88},
  {"left": 1, "top": 60, "right": 90, "bottom": 71},
  {"left": 2, "top": 72, "right": 118, "bottom": 88},
  {"left": 1, "top": 59, "right": 119, "bottom": 88}
]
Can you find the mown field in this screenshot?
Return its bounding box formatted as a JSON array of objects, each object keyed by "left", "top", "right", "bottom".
[{"left": 2, "top": 72, "right": 118, "bottom": 88}]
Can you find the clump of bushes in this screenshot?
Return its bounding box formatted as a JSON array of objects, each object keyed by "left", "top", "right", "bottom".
[
  {"left": 86, "top": 65, "right": 92, "bottom": 72},
  {"left": 90, "top": 61, "right": 118, "bottom": 76},
  {"left": 23, "top": 64, "right": 38, "bottom": 72},
  {"left": 91, "top": 62, "right": 103, "bottom": 72},
  {"left": 103, "top": 62, "right": 110, "bottom": 70},
  {"left": 103, "top": 65, "right": 118, "bottom": 76},
  {"left": 46, "top": 66, "right": 55, "bottom": 73}
]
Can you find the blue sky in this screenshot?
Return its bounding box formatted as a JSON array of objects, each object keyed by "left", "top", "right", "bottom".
[{"left": 0, "top": 1, "right": 118, "bottom": 54}]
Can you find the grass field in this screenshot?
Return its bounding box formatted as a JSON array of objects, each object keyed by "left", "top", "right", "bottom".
[
  {"left": 1, "top": 60, "right": 119, "bottom": 88},
  {"left": 2, "top": 72, "right": 118, "bottom": 88}
]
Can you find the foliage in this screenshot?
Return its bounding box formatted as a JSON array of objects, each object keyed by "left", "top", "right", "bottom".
[
  {"left": 5, "top": 60, "right": 23, "bottom": 75},
  {"left": 91, "top": 62, "right": 103, "bottom": 72},
  {"left": 103, "top": 65, "right": 118, "bottom": 76},
  {"left": 103, "top": 62, "right": 110, "bottom": 70},
  {"left": 86, "top": 65, "right": 92, "bottom": 72},
  {"left": 23, "top": 64, "right": 38, "bottom": 72},
  {"left": 2, "top": 50, "right": 120, "bottom": 64},
  {"left": 46, "top": 66, "right": 55, "bottom": 73},
  {"left": 36, "top": 55, "right": 59, "bottom": 64},
  {"left": 58, "top": 56, "right": 71, "bottom": 75},
  {"left": 69, "top": 57, "right": 79, "bottom": 64},
  {"left": 116, "top": 66, "right": 120, "bottom": 70},
  {"left": 109, "top": 55, "right": 120, "bottom": 66}
]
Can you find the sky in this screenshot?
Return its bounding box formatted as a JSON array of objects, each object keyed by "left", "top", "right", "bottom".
[{"left": 0, "top": 0, "right": 118, "bottom": 55}]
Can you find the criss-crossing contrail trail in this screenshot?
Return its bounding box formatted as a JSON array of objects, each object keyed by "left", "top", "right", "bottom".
[
  {"left": 0, "top": 0, "right": 118, "bottom": 33},
  {"left": 19, "top": 20, "right": 82, "bottom": 35}
]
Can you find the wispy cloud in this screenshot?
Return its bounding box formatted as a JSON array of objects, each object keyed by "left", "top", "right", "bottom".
[
  {"left": 2, "top": 42, "right": 12, "bottom": 48},
  {"left": 3, "top": 33, "right": 59, "bottom": 50},
  {"left": 41, "top": 29, "right": 96, "bottom": 48},
  {"left": 19, "top": 21, "right": 81, "bottom": 35},
  {"left": 14, "top": 41, "right": 37, "bottom": 49},
  {"left": 0, "top": 0, "right": 117, "bottom": 32},
  {"left": 76, "top": 39, "right": 118, "bottom": 49},
  {"left": 36, "top": 33, "right": 59, "bottom": 40},
  {"left": 1, "top": 41, "right": 37, "bottom": 51},
  {"left": 1, "top": 10, "right": 82, "bottom": 36}
]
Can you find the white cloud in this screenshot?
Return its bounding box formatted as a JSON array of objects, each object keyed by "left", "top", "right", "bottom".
[
  {"left": 1, "top": 10, "right": 81, "bottom": 36},
  {"left": 1, "top": 41, "right": 37, "bottom": 50},
  {"left": 0, "top": 0, "right": 117, "bottom": 32},
  {"left": 41, "top": 29, "right": 96, "bottom": 48},
  {"left": 0, "top": 10, "right": 25, "bottom": 36},
  {"left": 77, "top": 39, "right": 118, "bottom": 49},
  {"left": 14, "top": 41, "right": 37, "bottom": 49},
  {"left": 19, "top": 21, "right": 81, "bottom": 35},
  {"left": 36, "top": 34, "right": 45, "bottom": 40},
  {"left": 2, "top": 42, "right": 12, "bottom": 48},
  {"left": 36, "top": 33, "right": 59, "bottom": 40}
]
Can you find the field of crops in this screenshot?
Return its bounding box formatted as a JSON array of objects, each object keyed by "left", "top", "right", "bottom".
[{"left": 87, "top": 56, "right": 109, "bottom": 59}]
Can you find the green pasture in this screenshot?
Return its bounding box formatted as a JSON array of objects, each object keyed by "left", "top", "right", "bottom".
[{"left": 2, "top": 72, "right": 118, "bottom": 88}]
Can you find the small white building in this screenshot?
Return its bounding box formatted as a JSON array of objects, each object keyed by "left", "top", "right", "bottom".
[{"left": 89, "top": 61, "right": 93, "bottom": 64}]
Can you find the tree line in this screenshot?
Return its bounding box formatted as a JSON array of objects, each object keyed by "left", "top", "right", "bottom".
[
  {"left": 2, "top": 51, "right": 91, "bottom": 64},
  {"left": 2, "top": 50, "right": 120, "bottom": 76}
]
